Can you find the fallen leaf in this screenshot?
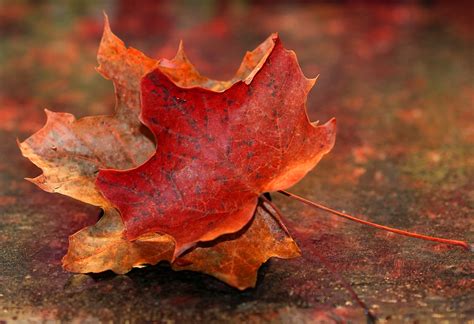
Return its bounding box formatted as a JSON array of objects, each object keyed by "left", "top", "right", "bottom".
[
  {"left": 97, "top": 34, "right": 336, "bottom": 256},
  {"left": 19, "top": 17, "right": 307, "bottom": 289},
  {"left": 173, "top": 202, "right": 301, "bottom": 290}
]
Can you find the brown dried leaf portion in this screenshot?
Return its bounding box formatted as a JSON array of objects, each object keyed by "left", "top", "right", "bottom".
[
  {"left": 97, "top": 14, "right": 158, "bottom": 120},
  {"left": 62, "top": 209, "right": 175, "bottom": 274},
  {"left": 173, "top": 204, "right": 301, "bottom": 290},
  {"left": 233, "top": 33, "right": 276, "bottom": 85},
  {"left": 157, "top": 33, "right": 276, "bottom": 91},
  {"left": 157, "top": 42, "right": 221, "bottom": 90},
  {"left": 18, "top": 110, "right": 153, "bottom": 207}
]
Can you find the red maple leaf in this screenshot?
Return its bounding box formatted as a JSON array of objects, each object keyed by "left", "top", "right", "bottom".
[
  {"left": 19, "top": 17, "right": 304, "bottom": 287},
  {"left": 97, "top": 35, "right": 336, "bottom": 256}
]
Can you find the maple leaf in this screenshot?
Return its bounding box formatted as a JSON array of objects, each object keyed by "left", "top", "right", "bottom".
[
  {"left": 19, "top": 16, "right": 302, "bottom": 286},
  {"left": 97, "top": 35, "right": 336, "bottom": 256},
  {"left": 173, "top": 202, "right": 300, "bottom": 290}
]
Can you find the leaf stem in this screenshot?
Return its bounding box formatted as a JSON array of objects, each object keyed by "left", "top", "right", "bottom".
[
  {"left": 278, "top": 190, "right": 470, "bottom": 251},
  {"left": 259, "top": 195, "right": 291, "bottom": 236}
]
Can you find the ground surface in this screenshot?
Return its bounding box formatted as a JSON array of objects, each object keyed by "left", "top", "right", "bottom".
[{"left": 0, "top": 1, "right": 473, "bottom": 323}]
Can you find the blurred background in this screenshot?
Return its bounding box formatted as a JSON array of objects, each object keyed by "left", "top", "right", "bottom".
[{"left": 0, "top": 0, "right": 473, "bottom": 322}]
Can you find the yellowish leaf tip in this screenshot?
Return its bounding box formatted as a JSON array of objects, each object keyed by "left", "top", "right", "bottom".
[{"left": 103, "top": 12, "right": 111, "bottom": 34}]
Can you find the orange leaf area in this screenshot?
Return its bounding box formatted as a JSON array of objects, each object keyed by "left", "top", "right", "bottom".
[
  {"left": 63, "top": 203, "right": 300, "bottom": 290},
  {"left": 174, "top": 203, "right": 300, "bottom": 290}
]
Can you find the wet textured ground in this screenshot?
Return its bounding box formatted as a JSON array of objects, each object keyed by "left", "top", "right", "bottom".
[{"left": 1, "top": 1, "right": 473, "bottom": 323}]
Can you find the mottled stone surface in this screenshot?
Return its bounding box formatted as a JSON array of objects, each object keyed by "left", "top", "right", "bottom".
[{"left": 0, "top": 1, "right": 472, "bottom": 323}]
